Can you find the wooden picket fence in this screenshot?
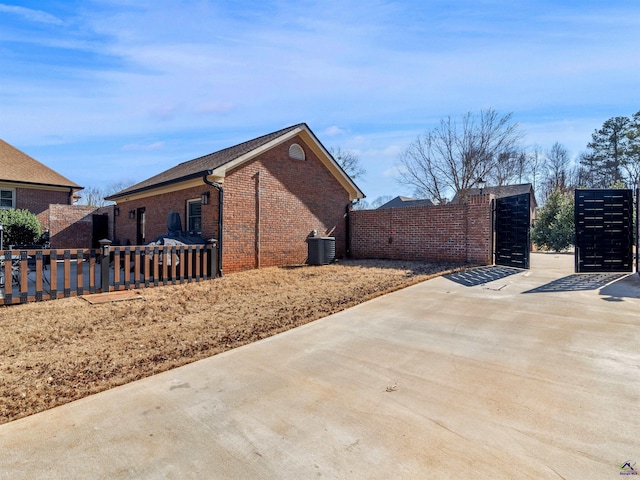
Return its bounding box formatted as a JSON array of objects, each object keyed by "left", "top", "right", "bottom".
[{"left": 0, "top": 244, "right": 218, "bottom": 305}]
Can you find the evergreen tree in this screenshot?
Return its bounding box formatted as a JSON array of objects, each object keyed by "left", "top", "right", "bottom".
[
  {"left": 0, "top": 209, "right": 41, "bottom": 247},
  {"left": 581, "top": 116, "right": 630, "bottom": 187},
  {"left": 623, "top": 111, "right": 640, "bottom": 187},
  {"left": 531, "top": 190, "right": 574, "bottom": 252}
]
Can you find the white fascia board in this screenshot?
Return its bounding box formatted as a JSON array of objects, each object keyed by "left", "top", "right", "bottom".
[
  {"left": 297, "top": 128, "right": 365, "bottom": 201},
  {"left": 210, "top": 125, "right": 365, "bottom": 201},
  {"left": 209, "top": 127, "right": 305, "bottom": 178}
]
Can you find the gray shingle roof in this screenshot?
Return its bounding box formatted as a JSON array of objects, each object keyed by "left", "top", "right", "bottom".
[
  {"left": 0, "top": 139, "right": 81, "bottom": 189},
  {"left": 451, "top": 183, "right": 537, "bottom": 206},
  {"left": 377, "top": 196, "right": 434, "bottom": 209}
]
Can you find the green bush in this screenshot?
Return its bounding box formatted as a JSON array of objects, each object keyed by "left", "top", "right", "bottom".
[
  {"left": 0, "top": 209, "right": 42, "bottom": 247},
  {"left": 532, "top": 190, "right": 574, "bottom": 252}
]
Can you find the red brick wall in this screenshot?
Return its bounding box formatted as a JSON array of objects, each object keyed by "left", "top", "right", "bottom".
[
  {"left": 350, "top": 194, "right": 493, "bottom": 265},
  {"left": 464, "top": 196, "right": 494, "bottom": 264},
  {"left": 114, "top": 185, "right": 220, "bottom": 246},
  {"left": 15, "top": 187, "right": 71, "bottom": 231},
  {"left": 223, "top": 140, "right": 349, "bottom": 272},
  {"left": 114, "top": 136, "right": 351, "bottom": 273},
  {"left": 48, "top": 204, "right": 106, "bottom": 248}
]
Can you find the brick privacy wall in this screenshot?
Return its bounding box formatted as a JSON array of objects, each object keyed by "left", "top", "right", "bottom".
[
  {"left": 464, "top": 195, "right": 493, "bottom": 264},
  {"left": 16, "top": 187, "right": 70, "bottom": 231},
  {"left": 114, "top": 136, "right": 350, "bottom": 273},
  {"left": 350, "top": 194, "right": 493, "bottom": 265},
  {"left": 48, "top": 204, "right": 105, "bottom": 248}
]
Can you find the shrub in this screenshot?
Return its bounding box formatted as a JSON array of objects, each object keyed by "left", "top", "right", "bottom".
[
  {"left": 0, "top": 209, "right": 41, "bottom": 247},
  {"left": 532, "top": 190, "right": 574, "bottom": 252}
]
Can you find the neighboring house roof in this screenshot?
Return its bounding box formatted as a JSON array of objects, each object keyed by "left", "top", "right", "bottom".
[
  {"left": 106, "top": 123, "right": 365, "bottom": 202},
  {"left": 0, "top": 139, "right": 81, "bottom": 189},
  {"left": 451, "top": 183, "right": 537, "bottom": 207},
  {"left": 376, "top": 196, "right": 434, "bottom": 209}
]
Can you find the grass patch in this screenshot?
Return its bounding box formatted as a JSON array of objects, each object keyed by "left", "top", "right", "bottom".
[{"left": 0, "top": 259, "right": 463, "bottom": 424}]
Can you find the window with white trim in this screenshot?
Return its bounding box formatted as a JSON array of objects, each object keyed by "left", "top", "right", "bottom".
[
  {"left": 187, "top": 199, "right": 202, "bottom": 233},
  {"left": 289, "top": 143, "right": 305, "bottom": 161},
  {"left": 0, "top": 188, "right": 15, "bottom": 209}
]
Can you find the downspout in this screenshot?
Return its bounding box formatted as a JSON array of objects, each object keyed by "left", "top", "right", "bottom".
[
  {"left": 345, "top": 202, "right": 352, "bottom": 258},
  {"left": 203, "top": 174, "right": 224, "bottom": 278},
  {"left": 255, "top": 171, "right": 261, "bottom": 269},
  {"left": 113, "top": 204, "right": 118, "bottom": 243},
  {"left": 491, "top": 197, "right": 496, "bottom": 266}
]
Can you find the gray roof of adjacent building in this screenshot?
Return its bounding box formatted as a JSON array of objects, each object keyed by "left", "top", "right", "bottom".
[
  {"left": 376, "top": 196, "right": 434, "bottom": 209},
  {"left": 451, "top": 183, "right": 537, "bottom": 206}
]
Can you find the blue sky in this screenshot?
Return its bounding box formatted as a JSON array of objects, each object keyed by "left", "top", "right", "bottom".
[{"left": 1, "top": 1, "right": 639, "bottom": 202}]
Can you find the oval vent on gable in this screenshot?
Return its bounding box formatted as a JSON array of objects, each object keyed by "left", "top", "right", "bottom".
[{"left": 289, "top": 143, "right": 306, "bottom": 161}]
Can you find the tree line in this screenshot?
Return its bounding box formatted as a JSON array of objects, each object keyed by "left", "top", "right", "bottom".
[
  {"left": 380, "top": 108, "right": 640, "bottom": 251},
  {"left": 396, "top": 108, "right": 640, "bottom": 205}
]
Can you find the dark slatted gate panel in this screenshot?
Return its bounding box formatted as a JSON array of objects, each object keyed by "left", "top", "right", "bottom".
[
  {"left": 494, "top": 193, "right": 531, "bottom": 269},
  {"left": 575, "top": 189, "right": 633, "bottom": 273}
]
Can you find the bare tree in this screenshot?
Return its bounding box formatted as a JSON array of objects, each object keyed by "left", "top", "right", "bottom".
[
  {"left": 329, "top": 147, "right": 366, "bottom": 180},
  {"left": 541, "top": 142, "right": 573, "bottom": 199},
  {"left": 78, "top": 180, "right": 136, "bottom": 207},
  {"left": 370, "top": 195, "right": 394, "bottom": 208},
  {"left": 526, "top": 145, "right": 545, "bottom": 194},
  {"left": 489, "top": 149, "right": 525, "bottom": 186},
  {"left": 80, "top": 186, "right": 107, "bottom": 207},
  {"left": 351, "top": 195, "right": 394, "bottom": 211},
  {"left": 397, "top": 109, "right": 522, "bottom": 203}
]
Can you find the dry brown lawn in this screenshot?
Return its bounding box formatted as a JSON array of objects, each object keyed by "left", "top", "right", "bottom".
[{"left": 0, "top": 259, "right": 463, "bottom": 425}]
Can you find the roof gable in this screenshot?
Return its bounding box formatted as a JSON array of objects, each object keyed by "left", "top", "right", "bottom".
[
  {"left": 451, "top": 183, "right": 537, "bottom": 206},
  {"left": 377, "top": 196, "right": 434, "bottom": 209},
  {"left": 0, "top": 139, "right": 81, "bottom": 189},
  {"left": 107, "top": 124, "right": 364, "bottom": 201}
]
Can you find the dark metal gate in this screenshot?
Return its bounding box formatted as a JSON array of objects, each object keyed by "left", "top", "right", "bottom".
[
  {"left": 575, "top": 189, "right": 633, "bottom": 272},
  {"left": 92, "top": 214, "right": 109, "bottom": 248},
  {"left": 494, "top": 193, "right": 531, "bottom": 269}
]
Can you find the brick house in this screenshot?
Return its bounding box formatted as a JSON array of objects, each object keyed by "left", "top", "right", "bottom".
[
  {"left": 0, "top": 139, "right": 81, "bottom": 223},
  {"left": 106, "top": 124, "right": 364, "bottom": 274},
  {"left": 0, "top": 139, "right": 107, "bottom": 247}
]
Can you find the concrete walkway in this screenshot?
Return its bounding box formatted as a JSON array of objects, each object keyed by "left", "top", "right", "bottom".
[{"left": 1, "top": 253, "right": 639, "bottom": 479}]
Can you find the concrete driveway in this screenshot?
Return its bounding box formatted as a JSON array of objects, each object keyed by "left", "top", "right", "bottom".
[{"left": 1, "top": 253, "right": 639, "bottom": 479}]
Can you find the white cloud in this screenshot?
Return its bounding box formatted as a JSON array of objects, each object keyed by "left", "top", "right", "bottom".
[
  {"left": 0, "top": 4, "right": 64, "bottom": 25},
  {"left": 121, "top": 141, "right": 165, "bottom": 152},
  {"left": 194, "top": 101, "right": 235, "bottom": 115},
  {"left": 323, "top": 126, "right": 345, "bottom": 136},
  {"left": 149, "top": 104, "right": 182, "bottom": 121},
  {"left": 383, "top": 165, "right": 405, "bottom": 178}
]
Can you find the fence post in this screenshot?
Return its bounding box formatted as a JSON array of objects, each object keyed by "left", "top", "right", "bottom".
[
  {"left": 207, "top": 238, "right": 218, "bottom": 278},
  {"left": 99, "top": 238, "right": 112, "bottom": 293}
]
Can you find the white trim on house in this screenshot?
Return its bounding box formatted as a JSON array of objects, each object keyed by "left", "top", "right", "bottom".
[
  {"left": 108, "top": 124, "right": 365, "bottom": 204},
  {"left": 186, "top": 198, "right": 202, "bottom": 233},
  {"left": 208, "top": 125, "right": 364, "bottom": 201},
  {"left": 0, "top": 187, "right": 16, "bottom": 209}
]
